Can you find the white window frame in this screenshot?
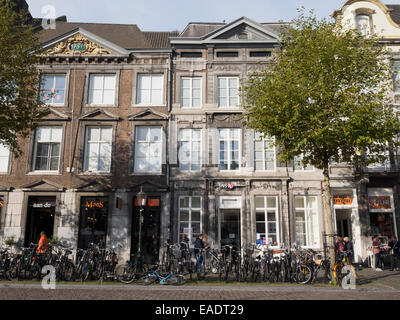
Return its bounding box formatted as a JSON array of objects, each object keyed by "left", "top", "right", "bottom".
[
  {"left": 294, "top": 196, "right": 319, "bottom": 248},
  {"left": 255, "top": 196, "right": 279, "bottom": 247},
  {"left": 180, "top": 77, "right": 202, "bottom": 108},
  {"left": 87, "top": 74, "right": 116, "bottom": 106},
  {"left": 136, "top": 74, "right": 164, "bottom": 106},
  {"left": 254, "top": 132, "right": 276, "bottom": 171},
  {"left": 218, "top": 76, "right": 239, "bottom": 108},
  {"left": 178, "top": 196, "right": 203, "bottom": 245},
  {"left": 40, "top": 74, "right": 67, "bottom": 105},
  {"left": 0, "top": 144, "right": 10, "bottom": 173},
  {"left": 355, "top": 14, "right": 371, "bottom": 36},
  {"left": 218, "top": 128, "right": 241, "bottom": 171},
  {"left": 294, "top": 154, "right": 314, "bottom": 172},
  {"left": 392, "top": 61, "right": 400, "bottom": 97},
  {"left": 134, "top": 126, "right": 163, "bottom": 174},
  {"left": 178, "top": 128, "right": 202, "bottom": 172},
  {"left": 83, "top": 126, "right": 113, "bottom": 173},
  {"left": 32, "top": 126, "right": 63, "bottom": 172}
]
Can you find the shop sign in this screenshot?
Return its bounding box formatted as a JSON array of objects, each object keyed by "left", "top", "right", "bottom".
[
  {"left": 32, "top": 202, "right": 53, "bottom": 208},
  {"left": 85, "top": 201, "right": 105, "bottom": 209},
  {"left": 217, "top": 183, "right": 245, "bottom": 191},
  {"left": 369, "top": 196, "right": 391, "bottom": 210},
  {"left": 333, "top": 195, "right": 353, "bottom": 206}
]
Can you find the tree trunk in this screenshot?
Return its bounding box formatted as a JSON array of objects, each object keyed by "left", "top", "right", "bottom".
[{"left": 322, "top": 165, "right": 336, "bottom": 283}]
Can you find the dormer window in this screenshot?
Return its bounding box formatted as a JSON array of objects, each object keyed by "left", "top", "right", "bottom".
[{"left": 355, "top": 13, "right": 372, "bottom": 36}]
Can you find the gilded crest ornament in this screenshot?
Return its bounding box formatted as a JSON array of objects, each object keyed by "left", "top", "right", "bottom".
[{"left": 45, "top": 33, "right": 112, "bottom": 55}]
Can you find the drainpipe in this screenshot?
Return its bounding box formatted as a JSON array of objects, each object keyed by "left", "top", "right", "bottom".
[{"left": 167, "top": 49, "right": 174, "bottom": 242}]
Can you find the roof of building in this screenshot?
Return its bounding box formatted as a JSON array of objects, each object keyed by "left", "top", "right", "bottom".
[
  {"left": 179, "top": 23, "right": 226, "bottom": 37},
  {"left": 37, "top": 22, "right": 177, "bottom": 49},
  {"left": 387, "top": 5, "right": 400, "bottom": 25}
]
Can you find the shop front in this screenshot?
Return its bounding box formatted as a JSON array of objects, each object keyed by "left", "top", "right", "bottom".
[
  {"left": 217, "top": 196, "right": 242, "bottom": 248},
  {"left": 368, "top": 188, "right": 397, "bottom": 244},
  {"left": 24, "top": 196, "right": 56, "bottom": 247},
  {"left": 78, "top": 196, "right": 109, "bottom": 249},
  {"left": 131, "top": 196, "right": 161, "bottom": 265}
]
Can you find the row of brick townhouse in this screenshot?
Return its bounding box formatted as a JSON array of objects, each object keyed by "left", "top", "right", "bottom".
[{"left": 1, "top": 0, "right": 400, "bottom": 264}]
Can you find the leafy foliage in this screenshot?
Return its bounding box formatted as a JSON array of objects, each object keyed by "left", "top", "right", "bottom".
[
  {"left": 0, "top": 0, "right": 47, "bottom": 156},
  {"left": 243, "top": 9, "right": 400, "bottom": 170}
]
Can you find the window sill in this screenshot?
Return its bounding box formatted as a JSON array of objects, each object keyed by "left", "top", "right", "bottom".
[
  {"left": 44, "top": 103, "right": 66, "bottom": 107},
  {"left": 131, "top": 172, "right": 163, "bottom": 176},
  {"left": 85, "top": 104, "right": 116, "bottom": 108},
  {"left": 27, "top": 171, "right": 62, "bottom": 175},
  {"left": 133, "top": 104, "right": 167, "bottom": 108},
  {"left": 79, "top": 172, "right": 112, "bottom": 176}
]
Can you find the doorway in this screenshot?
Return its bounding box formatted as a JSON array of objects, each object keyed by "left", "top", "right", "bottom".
[
  {"left": 131, "top": 197, "right": 161, "bottom": 265},
  {"left": 25, "top": 197, "right": 56, "bottom": 247},
  {"left": 336, "top": 209, "right": 352, "bottom": 238},
  {"left": 219, "top": 209, "right": 241, "bottom": 247}
]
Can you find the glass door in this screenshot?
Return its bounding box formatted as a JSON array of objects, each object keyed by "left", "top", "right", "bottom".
[{"left": 219, "top": 209, "right": 241, "bottom": 247}]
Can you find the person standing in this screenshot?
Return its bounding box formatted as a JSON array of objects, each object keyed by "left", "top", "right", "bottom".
[
  {"left": 194, "top": 234, "right": 206, "bottom": 275},
  {"left": 372, "top": 235, "right": 382, "bottom": 271},
  {"left": 388, "top": 236, "right": 400, "bottom": 271},
  {"left": 343, "top": 237, "right": 354, "bottom": 264},
  {"left": 335, "top": 237, "right": 345, "bottom": 261},
  {"left": 36, "top": 231, "right": 49, "bottom": 254}
]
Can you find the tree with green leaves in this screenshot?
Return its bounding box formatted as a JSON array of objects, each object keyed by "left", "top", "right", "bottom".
[
  {"left": 243, "top": 10, "right": 400, "bottom": 283},
  {"left": 0, "top": 0, "right": 47, "bottom": 156}
]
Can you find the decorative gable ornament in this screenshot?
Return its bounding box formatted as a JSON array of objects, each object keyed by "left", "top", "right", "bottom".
[{"left": 46, "top": 33, "right": 112, "bottom": 55}]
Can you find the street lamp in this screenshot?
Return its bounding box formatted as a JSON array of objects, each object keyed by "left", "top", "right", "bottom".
[{"left": 136, "top": 186, "right": 147, "bottom": 273}]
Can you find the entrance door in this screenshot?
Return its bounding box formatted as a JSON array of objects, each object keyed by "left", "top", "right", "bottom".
[
  {"left": 219, "top": 209, "right": 241, "bottom": 247},
  {"left": 25, "top": 197, "right": 56, "bottom": 247},
  {"left": 131, "top": 198, "right": 161, "bottom": 265},
  {"left": 335, "top": 209, "right": 352, "bottom": 238}
]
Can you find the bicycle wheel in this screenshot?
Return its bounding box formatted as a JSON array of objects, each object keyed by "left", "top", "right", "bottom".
[
  {"left": 62, "top": 261, "right": 74, "bottom": 282},
  {"left": 115, "top": 263, "right": 135, "bottom": 284},
  {"left": 167, "top": 274, "right": 186, "bottom": 285},
  {"left": 137, "top": 274, "right": 158, "bottom": 285},
  {"left": 296, "top": 264, "right": 312, "bottom": 284}
]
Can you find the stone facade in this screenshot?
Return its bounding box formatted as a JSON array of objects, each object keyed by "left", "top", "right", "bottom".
[{"left": 0, "top": 0, "right": 400, "bottom": 264}]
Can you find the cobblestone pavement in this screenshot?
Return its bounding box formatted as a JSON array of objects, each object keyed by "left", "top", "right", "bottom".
[{"left": 0, "top": 267, "right": 399, "bottom": 300}]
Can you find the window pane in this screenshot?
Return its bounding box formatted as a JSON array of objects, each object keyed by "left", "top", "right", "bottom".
[
  {"left": 180, "top": 197, "right": 189, "bottom": 208},
  {"left": 295, "top": 197, "right": 304, "bottom": 209},
  {"left": 103, "top": 75, "right": 116, "bottom": 90},
  {"left": 255, "top": 197, "right": 264, "bottom": 209},
  {"left": 180, "top": 210, "right": 189, "bottom": 222},
  {"left": 191, "top": 197, "right": 201, "bottom": 208},
  {"left": 267, "top": 197, "right": 276, "bottom": 208},
  {"left": 256, "top": 211, "right": 265, "bottom": 222},
  {"left": 256, "top": 223, "right": 266, "bottom": 233},
  {"left": 192, "top": 211, "right": 201, "bottom": 222}
]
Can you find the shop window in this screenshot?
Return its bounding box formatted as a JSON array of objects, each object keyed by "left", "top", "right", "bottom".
[
  {"left": 179, "top": 196, "right": 202, "bottom": 244},
  {"left": 134, "top": 126, "right": 162, "bottom": 173},
  {"left": 178, "top": 129, "right": 201, "bottom": 172},
  {"left": 254, "top": 132, "right": 275, "bottom": 171},
  {"left": 136, "top": 74, "right": 163, "bottom": 106},
  {"left": 218, "top": 128, "right": 240, "bottom": 171},
  {"left": 181, "top": 77, "right": 202, "bottom": 108},
  {"left": 255, "top": 196, "right": 279, "bottom": 246},
  {"left": 294, "top": 196, "right": 319, "bottom": 247},
  {"left": 40, "top": 74, "right": 66, "bottom": 105},
  {"left": 78, "top": 197, "right": 109, "bottom": 249},
  {"left": 88, "top": 74, "right": 116, "bottom": 105},
  {"left": 84, "top": 126, "right": 113, "bottom": 173},
  {"left": 32, "top": 126, "right": 62, "bottom": 172},
  {"left": 218, "top": 77, "right": 239, "bottom": 108},
  {"left": 0, "top": 144, "right": 10, "bottom": 173}
]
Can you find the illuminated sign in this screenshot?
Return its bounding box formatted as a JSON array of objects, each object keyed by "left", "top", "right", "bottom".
[
  {"left": 333, "top": 195, "right": 353, "bottom": 206},
  {"left": 86, "top": 201, "right": 105, "bottom": 209},
  {"left": 369, "top": 196, "right": 391, "bottom": 210}
]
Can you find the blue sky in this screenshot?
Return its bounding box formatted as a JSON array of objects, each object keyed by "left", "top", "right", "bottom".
[{"left": 26, "top": 0, "right": 400, "bottom": 31}]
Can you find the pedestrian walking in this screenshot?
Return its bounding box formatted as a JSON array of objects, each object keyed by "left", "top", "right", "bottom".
[
  {"left": 372, "top": 235, "right": 382, "bottom": 271},
  {"left": 388, "top": 236, "right": 400, "bottom": 271}
]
